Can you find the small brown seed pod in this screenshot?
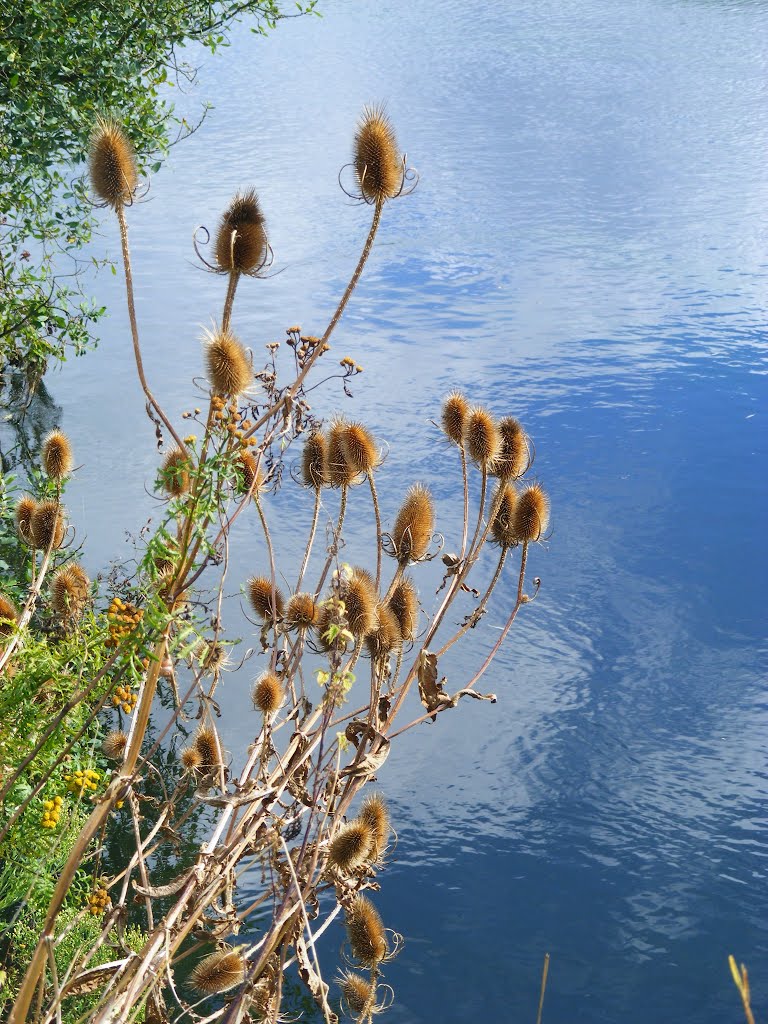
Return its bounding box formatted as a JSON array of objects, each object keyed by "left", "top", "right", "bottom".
[
  {"left": 464, "top": 406, "right": 501, "bottom": 469},
  {"left": 41, "top": 430, "right": 73, "bottom": 480},
  {"left": 342, "top": 422, "right": 379, "bottom": 476},
  {"left": 325, "top": 420, "right": 357, "bottom": 488},
  {"left": 344, "top": 568, "right": 379, "bottom": 639},
  {"left": 30, "top": 501, "right": 65, "bottom": 550},
  {"left": 491, "top": 483, "right": 519, "bottom": 548},
  {"left": 388, "top": 576, "right": 418, "bottom": 641},
  {"left": 354, "top": 105, "right": 402, "bottom": 205},
  {"left": 493, "top": 417, "right": 529, "bottom": 481},
  {"left": 391, "top": 484, "right": 434, "bottom": 565},
  {"left": 0, "top": 594, "right": 19, "bottom": 637},
  {"left": 237, "top": 452, "right": 263, "bottom": 495},
  {"left": 189, "top": 949, "right": 245, "bottom": 995},
  {"left": 338, "top": 971, "right": 374, "bottom": 1016},
  {"left": 214, "top": 190, "right": 268, "bottom": 275},
  {"left": 301, "top": 431, "right": 328, "bottom": 489},
  {"left": 161, "top": 448, "right": 190, "bottom": 496},
  {"left": 366, "top": 603, "right": 402, "bottom": 660},
  {"left": 284, "top": 592, "right": 318, "bottom": 631},
  {"left": 328, "top": 820, "right": 374, "bottom": 874},
  {"left": 102, "top": 731, "right": 128, "bottom": 760},
  {"left": 248, "top": 576, "right": 284, "bottom": 621},
  {"left": 513, "top": 484, "right": 550, "bottom": 542},
  {"left": 15, "top": 496, "right": 36, "bottom": 545},
  {"left": 346, "top": 895, "right": 388, "bottom": 967},
  {"left": 180, "top": 746, "right": 203, "bottom": 772},
  {"left": 252, "top": 671, "right": 284, "bottom": 716},
  {"left": 359, "top": 793, "right": 389, "bottom": 862},
  {"left": 89, "top": 119, "right": 138, "bottom": 208},
  {"left": 441, "top": 391, "right": 469, "bottom": 446},
  {"left": 315, "top": 598, "right": 347, "bottom": 653},
  {"left": 205, "top": 326, "right": 252, "bottom": 397},
  {"left": 51, "top": 563, "right": 90, "bottom": 620}
]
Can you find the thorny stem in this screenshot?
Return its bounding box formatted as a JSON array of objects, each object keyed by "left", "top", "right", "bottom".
[
  {"left": 222, "top": 268, "right": 240, "bottom": 332},
  {"left": 297, "top": 487, "right": 321, "bottom": 591},
  {"left": 459, "top": 445, "right": 469, "bottom": 559},
  {"left": 434, "top": 546, "right": 507, "bottom": 659},
  {"left": 368, "top": 471, "right": 383, "bottom": 591}
]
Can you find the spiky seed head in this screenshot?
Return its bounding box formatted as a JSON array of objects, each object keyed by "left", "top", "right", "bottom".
[
  {"left": 181, "top": 746, "right": 203, "bottom": 772},
  {"left": 342, "top": 422, "right": 379, "bottom": 476},
  {"left": 359, "top": 793, "right": 389, "bottom": 861},
  {"left": 391, "top": 484, "right": 434, "bottom": 565},
  {"left": 89, "top": 119, "right": 138, "bottom": 207},
  {"left": 314, "top": 599, "right": 346, "bottom": 652},
  {"left": 441, "top": 392, "right": 469, "bottom": 446},
  {"left": 252, "top": 671, "right": 284, "bottom": 716},
  {"left": 338, "top": 971, "right": 374, "bottom": 1016},
  {"left": 302, "top": 431, "right": 328, "bottom": 489},
  {"left": 248, "top": 576, "right": 284, "bottom": 620},
  {"left": 513, "top": 484, "right": 550, "bottom": 542},
  {"left": 491, "top": 483, "right": 519, "bottom": 548},
  {"left": 344, "top": 568, "right": 379, "bottom": 639},
  {"left": 214, "top": 190, "right": 268, "bottom": 274},
  {"left": 42, "top": 430, "right": 73, "bottom": 480},
  {"left": 102, "top": 730, "right": 128, "bottom": 760},
  {"left": 0, "top": 594, "right": 19, "bottom": 637},
  {"left": 346, "top": 895, "right": 388, "bottom": 967},
  {"left": 204, "top": 326, "right": 252, "bottom": 397},
  {"left": 326, "top": 420, "right": 357, "bottom": 488},
  {"left": 15, "top": 496, "right": 37, "bottom": 545},
  {"left": 193, "top": 727, "right": 220, "bottom": 772},
  {"left": 329, "top": 820, "right": 374, "bottom": 874},
  {"left": 285, "top": 592, "right": 318, "bottom": 631},
  {"left": 189, "top": 949, "right": 245, "bottom": 994},
  {"left": 464, "top": 406, "right": 501, "bottom": 468},
  {"left": 389, "top": 577, "right": 418, "bottom": 641},
  {"left": 30, "top": 501, "right": 65, "bottom": 550},
  {"left": 237, "top": 452, "right": 264, "bottom": 495},
  {"left": 354, "top": 105, "right": 402, "bottom": 204},
  {"left": 51, "top": 563, "right": 90, "bottom": 619},
  {"left": 366, "top": 603, "right": 402, "bottom": 660},
  {"left": 493, "top": 417, "right": 529, "bottom": 481},
  {"left": 161, "top": 448, "right": 190, "bottom": 496}
]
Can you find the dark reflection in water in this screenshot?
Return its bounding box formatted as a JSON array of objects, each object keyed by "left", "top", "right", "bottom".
[{"left": 50, "top": 0, "right": 768, "bottom": 1020}]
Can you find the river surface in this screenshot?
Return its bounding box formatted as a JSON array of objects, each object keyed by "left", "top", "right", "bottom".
[{"left": 46, "top": 1, "right": 768, "bottom": 1021}]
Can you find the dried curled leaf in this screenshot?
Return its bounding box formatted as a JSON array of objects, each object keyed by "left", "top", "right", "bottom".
[{"left": 417, "top": 651, "right": 496, "bottom": 721}]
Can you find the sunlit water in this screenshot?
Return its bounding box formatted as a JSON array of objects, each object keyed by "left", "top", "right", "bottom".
[{"left": 38, "top": 0, "right": 768, "bottom": 1020}]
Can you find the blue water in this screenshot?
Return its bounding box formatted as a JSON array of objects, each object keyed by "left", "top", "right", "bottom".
[{"left": 49, "top": 1, "right": 768, "bottom": 1020}]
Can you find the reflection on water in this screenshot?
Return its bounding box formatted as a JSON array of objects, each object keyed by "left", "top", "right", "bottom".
[{"left": 49, "top": 0, "right": 768, "bottom": 1020}]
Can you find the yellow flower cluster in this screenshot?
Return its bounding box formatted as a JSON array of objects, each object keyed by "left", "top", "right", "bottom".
[
  {"left": 112, "top": 683, "right": 137, "bottom": 714},
  {"left": 87, "top": 887, "right": 110, "bottom": 916},
  {"left": 212, "top": 395, "right": 257, "bottom": 449},
  {"left": 64, "top": 768, "right": 100, "bottom": 797},
  {"left": 106, "top": 597, "right": 143, "bottom": 648},
  {"left": 40, "top": 795, "right": 63, "bottom": 829}
]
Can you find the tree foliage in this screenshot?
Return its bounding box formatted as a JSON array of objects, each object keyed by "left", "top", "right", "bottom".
[{"left": 0, "top": 0, "right": 317, "bottom": 384}]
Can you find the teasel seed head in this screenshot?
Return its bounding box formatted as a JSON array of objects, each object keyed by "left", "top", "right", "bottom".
[
  {"left": 214, "top": 189, "right": 268, "bottom": 275},
  {"left": 464, "top": 406, "right": 501, "bottom": 469},
  {"left": 0, "top": 594, "right": 19, "bottom": 637},
  {"left": 366, "top": 603, "right": 402, "bottom": 660},
  {"left": 252, "top": 671, "right": 284, "bottom": 717},
  {"left": 354, "top": 105, "right": 402, "bottom": 205},
  {"left": 30, "top": 500, "right": 65, "bottom": 550},
  {"left": 161, "top": 448, "right": 190, "bottom": 496},
  {"left": 328, "top": 819, "right": 374, "bottom": 874},
  {"left": 342, "top": 422, "right": 379, "bottom": 476},
  {"left": 315, "top": 598, "right": 347, "bottom": 653},
  {"left": 514, "top": 483, "right": 550, "bottom": 542},
  {"left": 15, "top": 496, "right": 36, "bottom": 545},
  {"left": 344, "top": 567, "right": 379, "bottom": 639},
  {"left": 51, "top": 563, "right": 90, "bottom": 620},
  {"left": 102, "top": 730, "right": 128, "bottom": 760},
  {"left": 248, "top": 576, "right": 284, "bottom": 621},
  {"left": 491, "top": 483, "right": 519, "bottom": 548},
  {"left": 302, "top": 431, "right": 328, "bottom": 489},
  {"left": 193, "top": 726, "right": 221, "bottom": 772},
  {"left": 391, "top": 484, "right": 434, "bottom": 565},
  {"left": 89, "top": 118, "right": 138, "bottom": 208},
  {"left": 41, "top": 430, "right": 73, "bottom": 480},
  {"left": 359, "top": 792, "right": 390, "bottom": 862},
  {"left": 189, "top": 949, "right": 245, "bottom": 995},
  {"left": 441, "top": 391, "right": 469, "bottom": 446},
  {"left": 326, "top": 420, "right": 357, "bottom": 488},
  {"left": 338, "top": 971, "right": 375, "bottom": 1016},
  {"left": 346, "top": 895, "right": 389, "bottom": 967},
  {"left": 285, "top": 592, "right": 318, "bottom": 631},
  {"left": 180, "top": 746, "right": 203, "bottom": 772},
  {"left": 388, "top": 576, "right": 418, "bottom": 641},
  {"left": 237, "top": 452, "right": 264, "bottom": 495},
  {"left": 204, "top": 326, "right": 252, "bottom": 397},
  {"left": 493, "top": 417, "right": 529, "bottom": 481}
]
